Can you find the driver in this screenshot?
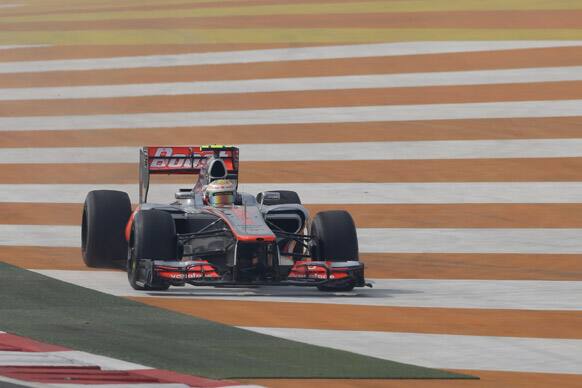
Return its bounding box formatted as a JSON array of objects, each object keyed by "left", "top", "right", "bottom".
[{"left": 204, "top": 179, "right": 236, "bottom": 207}]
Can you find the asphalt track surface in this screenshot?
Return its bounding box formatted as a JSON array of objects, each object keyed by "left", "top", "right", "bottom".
[{"left": 1, "top": 0, "right": 582, "bottom": 387}]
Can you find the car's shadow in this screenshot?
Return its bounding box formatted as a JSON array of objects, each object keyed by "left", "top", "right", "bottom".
[{"left": 144, "top": 286, "right": 423, "bottom": 299}]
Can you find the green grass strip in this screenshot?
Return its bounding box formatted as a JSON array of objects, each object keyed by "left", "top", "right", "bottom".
[{"left": 0, "top": 263, "right": 475, "bottom": 379}]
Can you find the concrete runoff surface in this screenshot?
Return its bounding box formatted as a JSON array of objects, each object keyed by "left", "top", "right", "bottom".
[{"left": 0, "top": 263, "right": 471, "bottom": 380}]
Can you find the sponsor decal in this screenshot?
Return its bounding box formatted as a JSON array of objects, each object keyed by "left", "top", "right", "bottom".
[
  {"left": 148, "top": 147, "right": 233, "bottom": 170},
  {"left": 159, "top": 271, "right": 219, "bottom": 279},
  {"left": 288, "top": 261, "right": 350, "bottom": 280},
  {"left": 159, "top": 272, "right": 185, "bottom": 279},
  {"left": 150, "top": 148, "right": 207, "bottom": 169}
]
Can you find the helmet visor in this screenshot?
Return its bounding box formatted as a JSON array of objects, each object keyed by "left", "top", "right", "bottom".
[{"left": 210, "top": 191, "right": 234, "bottom": 206}]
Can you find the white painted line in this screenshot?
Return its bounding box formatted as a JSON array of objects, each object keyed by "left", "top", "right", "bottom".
[
  {"left": 0, "top": 225, "right": 80, "bottom": 248},
  {"left": 3, "top": 139, "right": 582, "bottom": 163},
  {"left": 3, "top": 66, "right": 582, "bottom": 99},
  {"left": 2, "top": 182, "right": 582, "bottom": 204},
  {"left": 242, "top": 327, "right": 582, "bottom": 375},
  {"left": 9, "top": 224, "right": 582, "bottom": 253},
  {"left": 359, "top": 228, "right": 582, "bottom": 254},
  {"left": 237, "top": 182, "right": 582, "bottom": 204},
  {"left": 0, "top": 350, "right": 91, "bottom": 367},
  {"left": 50, "top": 384, "right": 188, "bottom": 388},
  {"left": 1, "top": 41, "right": 582, "bottom": 73},
  {"left": 32, "top": 271, "right": 582, "bottom": 311},
  {"left": 0, "top": 44, "right": 49, "bottom": 50},
  {"left": 56, "top": 351, "right": 151, "bottom": 371},
  {"left": 224, "top": 386, "right": 265, "bottom": 388},
  {"left": 0, "top": 4, "right": 23, "bottom": 9},
  {"left": 373, "top": 279, "right": 582, "bottom": 310},
  {"left": 0, "top": 350, "right": 149, "bottom": 370},
  {"left": 51, "top": 385, "right": 258, "bottom": 388},
  {"left": 2, "top": 100, "right": 582, "bottom": 131}
]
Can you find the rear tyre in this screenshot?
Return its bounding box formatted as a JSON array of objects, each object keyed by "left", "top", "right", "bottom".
[
  {"left": 128, "top": 210, "right": 176, "bottom": 290},
  {"left": 128, "top": 209, "right": 176, "bottom": 291},
  {"left": 82, "top": 190, "right": 131, "bottom": 268},
  {"left": 256, "top": 190, "right": 301, "bottom": 205},
  {"left": 311, "top": 210, "right": 359, "bottom": 292}
]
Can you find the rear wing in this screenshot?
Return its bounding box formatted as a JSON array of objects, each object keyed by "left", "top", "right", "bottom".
[{"left": 139, "top": 145, "right": 239, "bottom": 203}]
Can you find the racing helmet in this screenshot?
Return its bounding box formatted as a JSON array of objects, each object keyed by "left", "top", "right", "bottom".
[{"left": 204, "top": 179, "right": 236, "bottom": 207}]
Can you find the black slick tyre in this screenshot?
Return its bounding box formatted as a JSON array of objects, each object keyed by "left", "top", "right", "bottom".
[
  {"left": 311, "top": 210, "right": 359, "bottom": 292},
  {"left": 127, "top": 209, "right": 176, "bottom": 291},
  {"left": 82, "top": 190, "right": 131, "bottom": 268},
  {"left": 256, "top": 190, "right": 301, "bottom": 205},
  {"left": 311, "top": 210, "right": 359, "bottom": 261}
]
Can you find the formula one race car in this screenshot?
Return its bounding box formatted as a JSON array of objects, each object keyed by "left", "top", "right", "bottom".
[{"left": 81, "top": 145, "right": 369, "bottom": 292}]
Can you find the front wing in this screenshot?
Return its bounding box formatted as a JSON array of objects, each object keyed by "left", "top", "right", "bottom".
[{"left": 135, "top": 259, "right": 370, "bottom": 288}]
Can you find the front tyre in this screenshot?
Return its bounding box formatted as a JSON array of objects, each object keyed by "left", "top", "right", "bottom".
[
  {"left": 311, "top": 210, "right": 358, "bottom": 261},
  {"left": 127, "top": 209, "right": 177, "bottom": 291},
  {"left": 82, "top": 190, "right": 131, "bottom": 268},
  {"left": 311, "top": 210, "right": 359, "bottom": 292}
]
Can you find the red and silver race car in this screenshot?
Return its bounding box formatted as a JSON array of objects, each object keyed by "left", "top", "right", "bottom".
[{"left": 81, "top": 145, "right": 370, "bottom": 292}]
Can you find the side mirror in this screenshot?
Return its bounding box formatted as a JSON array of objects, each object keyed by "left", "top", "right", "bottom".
[
  {"left": 175, "top": 189, "right": 193, "bottom": 199},
  {"left": 260, "top": 191, "right": 280, "bottom": 206}
]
